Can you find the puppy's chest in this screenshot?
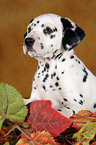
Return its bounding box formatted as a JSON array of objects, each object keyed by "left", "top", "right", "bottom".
[{"left": 34, "top": 60, "right": 62, "bottom": 91}]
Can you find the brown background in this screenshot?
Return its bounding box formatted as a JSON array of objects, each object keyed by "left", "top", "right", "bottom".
[{"left": 0, "top": 0, "right": 96, "bottom": 99}]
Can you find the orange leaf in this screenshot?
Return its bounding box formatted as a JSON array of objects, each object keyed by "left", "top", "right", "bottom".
[
  {"left": 70, "top": 110, "right": 96, "bottom": 130},
  {"left": 17, "top": 131, "right": 59, "bottom": 145},
  {"left": 25, "top": 100, "right": 72, "bottom": 137}
]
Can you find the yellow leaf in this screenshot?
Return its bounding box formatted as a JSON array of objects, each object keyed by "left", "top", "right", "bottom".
[{"left": 73, "top": 121, "right": 96, "bottom": 144}]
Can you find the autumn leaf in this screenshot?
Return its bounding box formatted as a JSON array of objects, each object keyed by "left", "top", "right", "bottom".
[
  {"left": 17, "top": 131, "right": 58, "bottom": 145},
  {"left": 92, "top": 142, "right": 96, "bottom": 145},
  {"left": 0, "top": 83, "right": 28, "bottom": 130},
  {"left": 70, "top": 110, "right": 96, "bottom": 130},
  {"left": 92, "top": 111, "right": 96, "bottom": 117},
  {"left": 73, "top": 121, "right": 96, "bottom": 144},
  {"left": 0, "top": 127, "right": 10, "bottom": 144},
  {"left": 25, "top": 100, "right": 72, "bottom": 137}
]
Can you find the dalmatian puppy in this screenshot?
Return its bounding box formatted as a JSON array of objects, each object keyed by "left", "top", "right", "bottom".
[{"left": 23, "top": 13, "right": 96, "bottom": 117}]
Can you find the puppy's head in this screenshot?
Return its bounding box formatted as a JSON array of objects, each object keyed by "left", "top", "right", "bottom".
[{"left": 23, "top": 14, "right": 85, "bottom": 59}]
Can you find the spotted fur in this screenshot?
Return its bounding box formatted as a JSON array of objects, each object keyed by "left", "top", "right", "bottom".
[{"left": 23, "top": 14, "right": 96, "bottom": 117}]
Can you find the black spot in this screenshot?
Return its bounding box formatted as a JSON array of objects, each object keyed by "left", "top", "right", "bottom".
[
  {"left": 58, "top": 53, "right": 63, "bottom": 59},
  {"left": 64, "top": 98, "right": 67, "bottom": 101},
  {"left": 38, "top": 72, "right": 40, "bottom": 75},
  {"left": 28, "top": 27, "right": 31, "bottom": 33},
  {"left": 42, "top": 85, "right": 46, "bottom": 90},
  {"left": 50, "top": 35, "right": 55, "bottom": 39},
  {"left": 78, "top": 60, "right": 80, "bottom": 64},
  {"left": 51, "top": 55, "right": 55, "bottom": 59},
  {"left": 34, "top": 87, "right": 36, "bottom": 89},
  {"left": 29, "top": 19, "right": 34, "bottom": 24},
  {"left": 80, "top": 94, "right": 83, "bottom": 98},
  {"left": 70, "top": 55, "right": 74, "bottom": 59},
  {"left": 79, "top": 100, "right": 83, "bottom": 105},
  {"left": 59, "top": 88, "right": 61, "bottom": 90},
  {"left": 55, "top": 53, "right": 63, "bottom": 59},
  {"left": 40, "top": 43, "right": 44, "bottom": 49},
  {"left": 61, "top": 71, "right": 64, "bottom": 74},
  {"left": 43, "top": 67, "right": 46, "bottom": 72},
  {"left": 34, "top": 24, "right": 36, "bottom": 26},
  {"left": 50, "top": 85, "right": 53, "bottom": 88},
  {"left": 53, "top": 72, "right": 56, "bottom": 76},
  {"left": 62, "top": 58, "right": 66, "bottom": 62},
  {"left": 55, "top": 65, "right": 57, "bottom": 69},
  {"left": 24, "top": 32, "right": 27, "bottom": 38},
  {"left": 51, "top": 74, "right": 54, "bottom": 79},
  {"left": 47, "top": 57, "right": 50, "bottom": 60},
  {"left": 53, "top": 27, "right": 58, "bottom": 32},
  {"left": 51, "top": 72, "right": 56, "bottom": 79},
  {"left": 53, "top": 49, "right": 58, "bottom": 54},
  {"left": 56, "top": 77, "right": 59, "bottom": 80},
  {"left": 37, "top": 21, "right": 40, "bottom": 23},
  {"left": 43, "top": 74, "right": 49, "bottom": 82},
  {"left": 94, "top": 104, "right": 96, "bottom": 108},
  {"left": 83, "top": 68, "right": 88, "bottom": 75},
  {"left": 73, "top": 110, "right": 75, "bottom": 114},
  {"left": 51, "top": 44, "right": 53, "bottom": 47},
  {"left": 33, "top": 78, "right": 35, "bottom": 81},
  {"left": 55, "top": 82, "right": 59, "bottom": 87},
  {"left": 58, "top": 109, "right": 62, "bottom": 111},
  {"left": 38, "top": 37, "right": 40, "bottom": 40},
  {"left": 45, "top": 63, "right": 50, "bottom": 69},
  {"left": 83, "top": 75, "right": 87, "bottom": 82},
  {"left": 38, "top": 65, "right": 40, "bottom": 70},
  {"left": 82, "top": 67, "right": 88, "bottom": 82},
  {"left": 41, "top": 24, "right": 44, "bottom": 27},
  {"left": 73, "top": 99, "right": 77, "bottom": 102},
  {"left": 66, "top": 107, "right": 70, "bottom": 109}
]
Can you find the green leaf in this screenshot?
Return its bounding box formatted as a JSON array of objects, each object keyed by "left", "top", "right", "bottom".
[
  {"left": 73, "top": 121, "right": 96, "bottom": 144},
  {"left": 0, "top": 82, "right": 28, "bottom": 130},
  {"left": 4, "top": 142, "right": 10, "bottom": 145}
]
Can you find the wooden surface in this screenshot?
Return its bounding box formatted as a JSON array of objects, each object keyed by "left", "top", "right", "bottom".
[{"left": 0, "top": 0, "right": 96, "bottom": 98}]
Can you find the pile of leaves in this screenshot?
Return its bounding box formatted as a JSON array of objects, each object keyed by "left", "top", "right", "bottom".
[{"left": 0, "top": 82, "right": 96, "bottom": 145}]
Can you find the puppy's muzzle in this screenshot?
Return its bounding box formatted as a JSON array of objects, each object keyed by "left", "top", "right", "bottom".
[{"left": 25, "top": 37, "right": 35, "bottom": 51}]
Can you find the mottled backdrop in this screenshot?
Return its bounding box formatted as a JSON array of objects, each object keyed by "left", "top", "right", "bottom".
[{"left": 0, "top": 0, "right": 96, "bottom": 99}]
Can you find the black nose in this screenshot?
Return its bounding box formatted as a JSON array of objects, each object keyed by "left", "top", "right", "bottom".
[{"left": 25, "top": 37, "right": 35, "bottom": 47}]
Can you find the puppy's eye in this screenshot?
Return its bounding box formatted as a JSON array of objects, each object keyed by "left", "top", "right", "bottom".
[{"left": 43, "top": 26, "right": 53, "bottom": 35}]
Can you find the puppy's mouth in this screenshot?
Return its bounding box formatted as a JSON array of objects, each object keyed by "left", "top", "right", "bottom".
[{"left": 26, "top": 47, "right": 36, "bottom": 55}]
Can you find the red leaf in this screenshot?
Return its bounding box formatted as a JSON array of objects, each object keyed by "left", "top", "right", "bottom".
[
  {"left": 92, "top": 111, "right": 96, "bottom": 117},
  {"left": 0, "top": 127, "right": 10, "bottom": 143},
  {"left": 25, "top": 100, "right": 72, "bottom": 137},
  {"left": 92, "top": 142, "right": 96, "bottom": 145}
]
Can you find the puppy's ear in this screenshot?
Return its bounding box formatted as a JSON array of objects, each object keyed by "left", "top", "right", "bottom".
[{"left": 61, "top": 18, "right": 85, "bottom": 51}]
